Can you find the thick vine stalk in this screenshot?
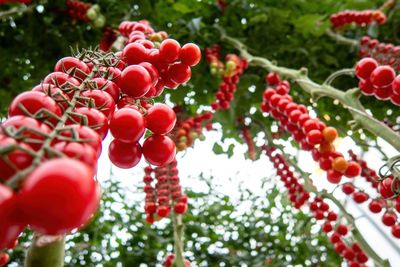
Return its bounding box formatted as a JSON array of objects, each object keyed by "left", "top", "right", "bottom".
[
  {"left": 216, "top": 26, "right": 400, "bottom": 152},
  {"left": 24, "top": 234, "right": 65, "bottom": 267}
]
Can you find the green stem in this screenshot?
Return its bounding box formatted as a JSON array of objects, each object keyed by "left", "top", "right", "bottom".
[
  {"left": 172, "top": 214, "right": 186, "bottom": 267},
  {"left": 24, "top": 233, "right": 65, "bottom": 267},
  {"left": 217, "top": 27, "right": 400, "bottom": 152},
  {"left": 0, "top": 4, "right": 35, "bottom": 20},
  {"left": 325, "top": 28, "right": 359, "bottom": 47}
]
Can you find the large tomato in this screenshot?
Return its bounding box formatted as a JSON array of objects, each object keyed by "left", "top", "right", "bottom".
[
  {"left": 145, "top": 103, "right": 176, "bottom": 134},
  {"left": 109, "top": 108, "right": 145, "bottom": 143},
  {"left": 18, "top": 158, "right": 99, "bottom": 235},
  {"left": 1, "top": 116, "right": 51, "bottom": 151},
  {"left": 119, "top": 65, "right": 152, "bottom": 98},
  {"left": 57, "top": 125, "right": 102, "bottom": 157},
  {"left": 89, "top": 78, "right": 120, "bottom": 102},
  {"left": 0, "top": 137, "right": 33, "bottom": 181},
  {"left": 142, "top": 134, "right": 176, "bottom": 166},
  {"left": 66, "top": 107, "right": 109, "bottom": 139},
  {"left": 52, "top": 141, "right": 97, "bottom": 169},
  {"left": 8, "top": 91, "right": 62, "bottom": 127},
  {"left": 43, "top": 72, "right": 81, "bottom": 98},
  {"left": 108, "top": 139, "right": 142, "bottom": 169},
  {"left": 78, "top": 90, "right": 115, "bottom": 119},
  {"left": 54, "top": 57, "right": 90, "bottom": 81},
  {"left": 31, "top": 83, "right": 70, "bottom": 112}
]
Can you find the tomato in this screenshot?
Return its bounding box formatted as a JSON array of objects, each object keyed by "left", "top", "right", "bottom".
[
  {"left": 344, "top": 161, "right": 361, "bottom": 178},
  {"left": 32, "top": 83, "right": 70, "bottom": 112},
  {"left": 0, "top": 137, "right": 33, "bottom": 181},
  {"left": 392, "top": 75, "right": 400, "bottom": 95},
  {"left": 332, "top": 157, "right": 348, "bottom": 173},
  {"left": 142, "top": 135, "right": 176, "bottom": 166},
  {"left": 108, "top": 139, "right": 142, "bottom": 169},
  {"left": 378, "top": 177, "right": 396, "bottom": 198},
  {"left": 67, "top": 107, "right": 109, "bottom": 139},
  {"left": 139, "top": 62, "right": 159, "bottom": 86},
  {"left": 145, "top": 104, "right": 176, "bottom": 134},
  {"left": 97, "top": 66, "right": 122, "bottom": 86},
  {"left": 8, "top": 91, "right": 62, "bottom": 127},
  {"left": 57, "top": 125, "right": 102, "bottom": 157},
  {"left": 52, "top": 141, "right": 97, "bottom": 169},
  {"left": 109, "top": 108, "right": 145, "bottom": 143},
  {"left": 374, "top": 86, "right": 392, "bottom": 100},
  {"left": 265, "top": 73, "right": 281, "bottom": 85},
  {"left": 370, "top": 65, "right": 396, "bottom": 87},
  {"left": 78, "top": 90, "right": 115, "bottom": 119},
  {"left": 18, "top": 158, "right": 99, "bottom": 235},
  {"left": 0, "top": 185, "right": 25, "bottom": 250},
  {"left": 43, "top": 72, "right": 81, "bottom": 98},
  {"left": 159, "top": 39, "right": 181, "bottom": 63},
  {"left": 89, "top": 77, "right": 120, "bottom": 102},
  {"left": 54, "top": 57, "right": 90, "bottom": 80},
  {"left": 322, "top": 126, "right": 338, "bottom": 143},
  {"left": 179, "top": 43, "right": 201, "bottom": 66},
  {"left": 355, "top": 58, "right": 378, "bottom": 80},
  {"left": 167, "top": 63, "right": 191, "bottom": 84},
  {"left": 327, "top": 169, "right": 342, "bottom": 184},
  {"left": 123, "top": 43, "right": 149, "bottom": 65},
  {"left": 382, "top": 212, "right": 397, "bottom": 226},
  {"left": 306, "top": 129, "right": 323, "bottom": 145},
  {"left": 119, "top": 65, "right": 152, "bottom": 97},
  {"left": 1, "top": 116, "right": 51, "bottom": 151}
]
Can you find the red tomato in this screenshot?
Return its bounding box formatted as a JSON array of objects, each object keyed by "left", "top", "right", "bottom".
[
  {"left": 97, "top": 67, "right": 122, "bottom": 86},
  {"left": 54, "top": 57, "right": 90, "bottom": 81},
  {"left": 43, "top": 72, "right": 81, "bottom": 98},
  {"left": 52, "top": 141, "right": 97, "bottom": 169},
  {"left": 0, "top": 137, "right": 33, "bottom": 181},
  {"left": 32, "top": 83, "right": 70, "bottom": 112},
  {"left": 78, "top": 90, "right": 116, "bottom": 119},
  {"left": 159, "top": 39, "right": 181, "bottom": 63},
  {"left": 67, "top": 107, "right": 109, "bottom": 139},
  {"left": 167, "top": 63, "right": 191, "bottom": 84},
  {"left": 123, "top": 43, "right": 149, "bottom": 65},
  {"left": 58, "top": 125, "right": 102, "bottom": 157},
  {"left": 109, "top": 108, "right": 145, "bottom": 143},
  {"left": 145, "top": 103, "right": 176, "bottom": 134},
  {"left": 18, "top": 158, "right": 99, "bottom": 235},
  {"left": 1, "top": 116, "right": 51, "bottom": 151},
  {"left": 142, "top": 135, "right": 176, "bottom": 166},
  {"left": 8, "top": 91, "right": 62, "bottom": 127},
  {"left": 139, "top": 62, "right": 159, "bottom": 86},
  {"left": 119, "top": 65, "right": 152, "bottom": 98},
  {"left": 108, "top": 139, "right": 142, "bottom": 169},
  {"left": 0, "top": 185, "right": 25, "bottom": 250},
  {"left": 180, "top": 43, "right": 201, "bottom": 66},
  {"left": 90, "top": 77, "right": 121, "bottom": 102}
]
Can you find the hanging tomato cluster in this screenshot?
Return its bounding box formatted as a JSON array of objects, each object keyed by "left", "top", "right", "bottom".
[
  {"left": 172, "top": 108, "right": 213, "bottom": 152},
  {"left": 264, "top": 147, "right": 370, "bottom": 267},
  {"left": 204, "top": 47, "right": 248, "bottom": 110},
  {"left": 260, "top": 73, "right": 361, "bottom": 184},
  {"left": 106, "top": 20, "right": 201, "bottom": 168},
  {"left": 355, "top": 59, "right": 400, "bottom": 106},
  {"left": 330, "top": 10, "right": 386, "bottom": 28},
  {"left": 142, "top": 159, "right": 188, "bottom": 224}
]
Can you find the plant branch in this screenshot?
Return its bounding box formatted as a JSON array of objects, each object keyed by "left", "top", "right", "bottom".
[
  {"left": 216, "top": 26, "right": 400, "bottom": 152},
  {"left": 172, "top": 214, "right": 186, "bottom": 267},
  {"left": 0, "top": 4, "right": 35, "bottom": 20},
  {"left": 24, "top": 234, "right": 65, "bottom": 267},
  {"left": 325, "top": 28, "right": 359, "bottom": 47}
]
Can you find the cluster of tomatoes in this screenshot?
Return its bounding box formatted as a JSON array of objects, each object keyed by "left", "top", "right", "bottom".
[
  {"left": 358, "top": 36, "right": 400, "bottom": 67},
  {"left": 265, "top": 148, "right": 369, "bottom": 267},
  {"left": 65, "top": 0, "right": 105, "bottom": 28},
  {"left": 172, "top": 109, "right": 213, "bottom": 152},
  {"left": 355, "top": 57, "right": 400, "bottom": 106},
  {"left": 264, "top": 147, "right": 310, "bottom": 209},
  {"left": 348, "top": 151, "right": 400, "bottom": 238},
  {"left": 143, "top": 160, "right": 188, "bottom": 225},
  {"left": 261, "top": 73, "right": 361, "bottom": 184},
  {"left": 106, "top": 20, "right": 201, "bottom": 168},
  {"left": 330, "top": 10, "right": 386, "bottom": 28},
  {"left": 205, "top": 48, "right": 248, "bottom": 110}
]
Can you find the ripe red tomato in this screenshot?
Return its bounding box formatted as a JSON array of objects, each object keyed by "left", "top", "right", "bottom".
[
  {"left": 18, "top": 158, "right": 99, "bottom": 235},
  {"left": 0, "top": 137, "right": 33, "bottom": 181},
  {"left": 123, "top": 43, "right": 149, "bottom": 65},
  {"left": 139, "top": 62, "right": 159, "bottom": 86},
  {"left": 78, "top": 90, "right": 116, "bottom": 119},
  {"left": 67, "top": 107, "right": 109, "bottom": 139},
  {"left": 32, "top": 83, "right": 70, "bottom": 112},
  {"left": 358, "top": 79, "right": 375, "bottom": 95},
  {"left": 108, "top": 140, "right": 142, "bottom": 169},
  {"left": 97, "top": 66, "right": 122, "bottom": 86},
  {"left": 344, "top": 161, "right": 361, "bottom": 178},
  {"left": 145, "top": 104, "right": 176, "bottom": 134},
  {"left": 52, "top": 141, "right": 97, "bottom": 169},
  {"left": 1, "top": 116, "right": 51, "bottom": 151},
  {"left": 0, "top": 185, "right": 25, "bottom": 250},
  {"left": 90, "top": 77, "right": 121, "bottom": 102},
  {"left": 43, "top": 72, "right": 81, "bottom": 98},
  {"left": 110, "top": 108, "right": 145, "bottom": 143},
  {"left": 355, "top": 58, "right": 378, "bottom": 80},
  {"left": 179, "top": 43, "right": 201, "bottom": 66},
  {"left": 166, "top": 63, "right": 192, "bottom": 84},
  {"left": 142, "top": 135, "right": 176, "bottom": 166},
  {"left": 370, "top": 65, "right": 396, "bottom": 87},
  {"left": 54, "top": 57, "right": 90, "bottom": 80},
  {"left": 159, "top": 39, "right": 181, "bottom": 63},
  {"left": 58, "top": 125, "right": 102, "bottom": 157},
  {"left": 8, "top": 91, "right": 62, "bottom": 127},
  {"left": 119, "top": 65, "right": 152, "bottom": 97}
]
